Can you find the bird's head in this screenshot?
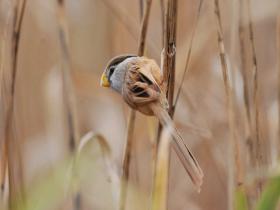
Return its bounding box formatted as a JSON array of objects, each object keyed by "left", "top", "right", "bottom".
[{"left": 100, "top": 54, "right": 137, "bottom": 88}]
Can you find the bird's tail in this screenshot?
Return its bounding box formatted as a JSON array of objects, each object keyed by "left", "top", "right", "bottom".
[{"left": 150, "top": 103, "right": 204, "bottom": 191}]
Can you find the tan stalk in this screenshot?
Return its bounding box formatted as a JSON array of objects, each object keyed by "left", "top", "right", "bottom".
[
  {"left": 246, "top": 0, "right": 261, "bottom": 169},
  {"left": 101, "top": 0, "right": 158, "bottom": 56},
  {"left": 214, "top": 0, "right": 242, "bottom": 210},
  {"left": 162, "top": 0, "right": 178, "bottom": 117},
  {"left": 139, "top": 0, "right": 144, "bottom": 21},
  {"left": 159, "top": 0, "right": 165, "bottom": 47},
  {"left": 0, "top": 2, "right": 14, "bottom": 202},
  {"left": 77, "top": 132, "right": 119, "bottom": 207},
  {"left": 277, "top": 4, "right": 280, "bottom": 163},
  {"left": 246, "top": 0, "right": 263, "bottom": 200},
  {"left": 119, "top": 1, "right": 153, "bottom": 210},
  {"left": 151, "top": 128, "right": 171, "bottom": 210},
  {"left": 3, "top": 0, "right": 27, "bottom": 209},
  {"left": 56, "top": 0, "right": 81, "bottom": 209},
  {"left": 152, "top": 0, "right": 177, "bottom": 209},
  {"left": 174, "top": 0, "right": 204, "bottom": 110},
  {"left": 238, "top": 0, "right": 252, "bottom": 149},
  {"left": 57, "top": 0, "right": 80, "bottom": 152}
]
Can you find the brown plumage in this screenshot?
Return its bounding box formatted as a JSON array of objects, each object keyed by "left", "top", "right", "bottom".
[{"left": 101, "top": 55, "right": 203, "bottom": 190}]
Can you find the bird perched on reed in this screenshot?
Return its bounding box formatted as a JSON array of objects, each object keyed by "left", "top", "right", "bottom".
[{"left": 100, "top": 54, "right": 203, "bottom": 190}]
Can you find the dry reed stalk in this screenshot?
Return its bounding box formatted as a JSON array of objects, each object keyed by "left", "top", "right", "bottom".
[
  {"left": 0, "top": 3, "right": 14, "bottom": 200},
  {"left": 151, "top": 0, "right": 177, "bottom": 209},
  {"left": 101, "top": 0, "right": 138, "bottom": 40},
  {"left": 174, "top": 0, "right": 203, "bottom": 110},
  {"left": 119, "top": 1, "right": 153, "bottom": 210},
  {"left": 162, "top": 0, "right": 178, "bottom": 117},
  {"left": 238, "top": 0, "right": 253, "bottom": 157},
  {"left": 214, "top": 0, "right": 243, "bottom": 209},
  {"left": 238, "top": 0, "right": 265, "bottom": 207},
  {"left": 0, "top": 147, "right": 7, "bottom": 199},
  {"left": 151, "top": 128, "right": 171, "bottom": 210},
  {"left": 246, "top": 0, "right": 261, "bottom": 169},
  {"left": 238, "top": 3, "right": 256, "bottom": 208},
  {"left": 2, "top": 1, "right": 27, "bottom": 209},
  {"left": 57, "top": 0, "right": 80, "bottom": 152},
  {"left": 137, "top": 0, "right": 153, "bottom": 56},
  {"left": 155, "top": 0, "right": 178, "bottom": 164},
  {"left": 101, "top": 0, "right": 158, "bottom": 57},
  {"left": 77, "top": 132, "right": 119, "bottom": 207},
  {"left": 277, "top": 5, "right": 280, "bottom": 163},
  {"left": 139, "top": 0, "right": 144, "bottom": 21},
  {"left": 56, "top": 0, "right": 81, "bottom": 209},
  {"left": 245, "top": 0, "right": 264, "bottom": 201},
  {"left": 159, "top": 0, "right": 165, "bottom": 47}
]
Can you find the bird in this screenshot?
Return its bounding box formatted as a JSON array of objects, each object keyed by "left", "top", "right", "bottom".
[{"left": 100, "top": 54, "right": 203, "bottom": 190}]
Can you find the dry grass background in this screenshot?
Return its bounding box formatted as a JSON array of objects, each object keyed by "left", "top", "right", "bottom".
[{"left": 0, "top": 0, "right": 280, "bottom": 210}]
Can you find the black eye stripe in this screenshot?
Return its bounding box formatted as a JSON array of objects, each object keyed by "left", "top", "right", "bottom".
[
  {"left": 106, "top": 55, "right": 137, "bottom": 80},
  {"left": 108, "top": 66, "right": 115, "bottom": 78}
]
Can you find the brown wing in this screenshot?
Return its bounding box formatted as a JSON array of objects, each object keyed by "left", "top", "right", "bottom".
[
  {"left": 122, "top": 57, "right": 165, "bottom": 114},
  {"left": 136, "top": 57, "right": 163, "bottom": 89}
]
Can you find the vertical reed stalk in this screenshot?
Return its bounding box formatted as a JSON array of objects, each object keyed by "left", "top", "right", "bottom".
[
  {"left": 174, "top": 0, "right": 203, "bottom": 110},
  {"left": 246, "top": 0, "right": 262, "bottom": 198},
  {"left": 162, "top": 0, "right": 178, "bottom": 117},
  {"left": 238, "top": 0, "right": 253, "bottom": 158},
  {"left": 277, "top": 5, "right": 280, "bottom": 163},
  {"left": 119, "top": 1, "right": 153, "bottom": 210},
  {"left": 155, "top": 0, "right": 177, "bottom": 144},
  {"left": 159, "top": 0, "right": 165, "bottom": 48},
  {"left": 57, "top": 0, "right": 80, "bottom": 152},
  {"left": 3, "top": 1, "right": 27, "bottom": 209},
  {"left": 246, "top": 0, "right": 261, "bottom": 164},
  {"left": 56, "top": 0, "right": 81, "bottom": 209},
  {"left": 139, "top": 0, "right": 144, "bottom": 21},
  {"left": 0, "top": 3, "right": 14, "bottom": 201},
  {"left": 151, "top": 128, "right": 171, "bottom": 210},
  {"left": 238, "top": 2, "right": 255, "bottom": 208},
  {"left": 214, "top": 1, "right": 242, "bottom": 209},
  {"left": 152, "top": 0, "right": 177, "bottom": 209}
]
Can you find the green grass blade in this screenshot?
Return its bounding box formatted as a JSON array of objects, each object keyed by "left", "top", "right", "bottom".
[
  {"left": 256, "top": 176, "right": 280, "bottom": 210},
  {"left": 234, "top": 187, "right": 248, "bottom": 210}
]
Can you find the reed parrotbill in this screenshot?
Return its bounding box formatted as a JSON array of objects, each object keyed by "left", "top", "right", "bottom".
[{"left": 101, "top": 54, "right": 203, "bottom": 190}]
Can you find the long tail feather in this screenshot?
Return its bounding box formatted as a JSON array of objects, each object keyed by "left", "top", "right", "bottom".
[{"left": 150, "top": 103, "right": 204, "bottom": 191}]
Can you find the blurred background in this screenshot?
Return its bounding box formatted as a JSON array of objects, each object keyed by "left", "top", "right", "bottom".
[{"left": 0, "top": 0, "right": 280, "bottom": 210}]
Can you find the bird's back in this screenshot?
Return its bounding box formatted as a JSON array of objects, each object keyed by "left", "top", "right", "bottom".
[{"left": 122, "top": 57, "right": 168, "bottom": 115}]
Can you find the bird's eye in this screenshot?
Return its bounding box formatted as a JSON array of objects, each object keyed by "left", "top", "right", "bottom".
[{"left": 108, "top": 66, "right": 115, "bottom": 78}]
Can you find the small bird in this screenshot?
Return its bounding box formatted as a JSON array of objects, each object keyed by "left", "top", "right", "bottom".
[{"left": 101, "top": 54, "right": 203, "bottom": 190}]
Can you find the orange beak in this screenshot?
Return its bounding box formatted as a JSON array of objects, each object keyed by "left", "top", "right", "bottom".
[{"left": 100, "top": 72, "right": 110, "bottom": 87}]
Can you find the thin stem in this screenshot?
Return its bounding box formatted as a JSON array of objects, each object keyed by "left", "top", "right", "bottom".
[
  {"left": 152, "top": 0, "right": 178, "bottom": 209},
  {"left": 214, "top": 1, "right": 240, "bottom": 210},
  {"left": 138, "top": 0, "right": 153, "bottom": 56},
  {"left": 277, "top": 4, "right": 280, "bottom": 164},
  {"left": 56, "top": 0, "right": 81, "bottom": 209},
  {"left": 160, "top": 0, "right": 165, "bottom": 47},
  {"left": 246, "top": 0, "right": 263, "bottom": 201},
  {"left": 238, "top": 0, "right": 253, "bottom": 152},
  {"left": 0, "top": 2, "right": 14, "bottom": 202},
  {"left": 139, "top": 0, "right": 144, "bottom": 21},
  {"left": 119, "top": 1, "right": 153, "bottom": 210},
  {"left": 156, "top": 0, "right": 178, "bottom": 160},
  {"left": 4, "top": 0, "right": 27, "bottom": 209},
  {"left": 57, "top": 0, "right": 80, "bottom": 153},
  {"left": 174, "top": 0, "right": 204, "bottom": 110},
  {"left": 101, "top": 0, "right": 158, "bottom": 57},
  {"left": 246, "top": 0, "right": 261, "bottom": 169},
  {"left": 162, "top": 0, "right": 178, "bottom": 117}
]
